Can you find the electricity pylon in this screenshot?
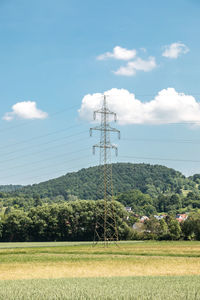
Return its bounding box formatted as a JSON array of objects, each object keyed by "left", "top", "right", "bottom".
[{"left": 90, "top": 94, "right": 120, "bottom": 245}]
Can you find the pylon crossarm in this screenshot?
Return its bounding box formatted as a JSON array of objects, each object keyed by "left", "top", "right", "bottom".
[
  {"left": 93, "top": 144, "right": 117, "bottom": 149},
  {"left": 90, "top": 125, "right": 103, "bottom": 132},
  {"left": 94, "top": 109, "right": 116, "bottom": 116},
  {"left": 90, "top": 126, "right": 120, "bottom": 135}
]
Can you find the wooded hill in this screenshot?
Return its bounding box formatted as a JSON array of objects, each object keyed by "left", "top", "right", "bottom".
[
  {"left": 1, "top": 163, "right": 200, "bottom": 215},
  {"left": 1, "top": 163, "right": 200, "bottom": 242},
  {"left": 13, "top": 163, "right": 198, "bottom": 200}
]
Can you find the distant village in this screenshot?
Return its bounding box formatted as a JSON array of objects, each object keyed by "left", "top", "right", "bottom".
[{"left": 125, "top": 206, "right": 188, "bottom": 226}]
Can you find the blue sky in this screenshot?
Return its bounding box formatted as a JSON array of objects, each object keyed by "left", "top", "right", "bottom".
[{"left": 0, "top": 0, "right": 200, "bottom": 184}]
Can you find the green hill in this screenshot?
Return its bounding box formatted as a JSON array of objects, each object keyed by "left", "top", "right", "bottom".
[{"left": 16, "top": 163, "right": 196, "bottom": 200}]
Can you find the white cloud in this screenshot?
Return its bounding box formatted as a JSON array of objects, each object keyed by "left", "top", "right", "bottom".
[
  {"left": 79, "top": 88, "right": 200, "bottom": 126},
  {"left": 97, "top": 46, "right": 137, "bottom": 61},
  {"left": 3, "top": 101, "right": 48, "bottom": 121},
  {"left": 114, "top": 57, "right": 156, "bottom": 76},
  {"left": 162, "top": 42, "right": 189, "bottom": 59}
]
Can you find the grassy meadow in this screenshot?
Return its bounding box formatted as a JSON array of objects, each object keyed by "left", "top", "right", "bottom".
[{"left": 0, "top": 241, "right": 200, "bottom": 299}]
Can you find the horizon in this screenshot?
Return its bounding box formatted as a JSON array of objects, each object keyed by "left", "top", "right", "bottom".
[{"left": 1, "top": 161, "right": 197, "bottom": 187}]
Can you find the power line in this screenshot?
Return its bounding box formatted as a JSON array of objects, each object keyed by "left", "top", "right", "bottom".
[
  {"left": 119, "top": 155, "right": 200, "bottom": 163},
  {"left": 2, "top": 96, "right": 200, "bottom": 186},
  {"left": 0, "top": 135, "right": 89, "bottom": 166},
  {"left": 122, "top": 137, "right": 200, "bottom": 144},
  {"left": 0, "top": 153, "right": 91, "bottom": 182},
  {"left": 0, "top": 103, "right": 80, "bottom": 135},
  {"left": 49, "top": 104, "right": 80, "bottom": 117},
  {"left": 118, "top": 120, "right": 200, "bottom": 125},
  {"left": 18, "top": 160, "right": 96, "bottom": 185},
  {"left": 0, "top": 129, "right": 88, "bottom": 160},
  {"left": 3, "top": 121, "right": 197, "bottom": 160},
  {"left": 0, "top": 159, "right": 95, "bottom": 186},
  {"left": 0, "top": 123, "right": 83, "bottom": 151},
  {"left": 0, "top": 146, "right": 91, "bottom": 172}
]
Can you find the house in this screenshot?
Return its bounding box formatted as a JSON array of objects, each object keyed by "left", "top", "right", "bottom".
[
  {"left": 176, "top": 214, "right": 188, "bottom": 223},
  {"left": 154, "top": 214, "right": 166, "bottom": 220},
  {"left": 125, "top": 206, "right": 132, "bottom": 213},
  {"left": 140, "top": 216, "right": 149, "bottom": 223}
]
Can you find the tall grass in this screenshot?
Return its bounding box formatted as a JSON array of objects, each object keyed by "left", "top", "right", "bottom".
[{"left": 0, "top": 276, "right": 200, "bottom": 299}]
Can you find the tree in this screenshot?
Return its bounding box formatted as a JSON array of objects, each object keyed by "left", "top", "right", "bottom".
[
  {"left": 4, "top": 207, "right": 11, "bottom": 215},
  {"left": 182, "top": 213, "right": 200, "bottom": 240},
  {"left": 28, "top": 205, "right": 60, "bottom": 241},
  {"left": 33, "top": 194, "right": 42, "bottom": 207},
  {"left": 158, "top": 218, "right": 168, "bottom": 239},
  {"left": 57, "top": 203, "right": 74, "bottom": 241},
  {"left": 144, "top": 217, "right": 160, "bottom": 239},
  {"left": 116, "top": 190, "right": 154, "bottom": 216},
  {"left": 170, "top": 194, "right": 182, "bottom": 210},
  {"left": 2, "top": 210, "right": 31, "bottom": 242},
  {"left": 167, "top": 216, "right": 181, "bottom": 240}
]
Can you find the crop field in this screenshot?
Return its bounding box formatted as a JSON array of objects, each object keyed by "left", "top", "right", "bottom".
[{"left": 0, "top": 241, "right": 200, "bottom": 299}]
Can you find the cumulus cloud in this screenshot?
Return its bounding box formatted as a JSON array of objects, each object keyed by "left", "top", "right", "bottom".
[
  {"left": 114, "top": 57, "right": 156, "bottom": 76},
  {"left": 97, "top": 45, "right": 157, "bottom": 76},
  {"left": 162, "top": 42, "right": 189, "bottom": 59},
  {"left": 79, "top": 88, "right": 200, "bottom": 125},
  {"left": 97, "top": 46, "right": 137, "bottom": 61},
  {"left": 3, "top": 101, "right": 48, "bottom": 121}
]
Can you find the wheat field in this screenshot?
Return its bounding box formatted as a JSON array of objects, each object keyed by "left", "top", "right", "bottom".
[{"left": 0, "top": 241, "right": 200, "bottom": 299}]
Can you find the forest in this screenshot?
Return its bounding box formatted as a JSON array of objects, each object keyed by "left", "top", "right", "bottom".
[
  {"left": 0, "top": 200, "right": 200, "bottom": 242},
  {"left": 1, "top": 163, "right": 200, "bottom": 213},
  {"left": 12, "top": 163, "right": 198, "bottom": 199},
  {"left": 1, "top": 163, "right": 200, "bottom": 242}
]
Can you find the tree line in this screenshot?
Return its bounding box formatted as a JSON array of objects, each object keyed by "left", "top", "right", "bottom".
[
  {"left": 0, "top": 200, "right": 130, "bottom": 242},
  {"left": 1, "top": 188, "right": 200, "bottom": 217},
  {"left": 1, "top": 199, "right": 200, "bottom": 242}
]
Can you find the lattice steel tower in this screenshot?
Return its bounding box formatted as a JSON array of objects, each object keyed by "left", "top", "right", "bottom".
[{"left": 90, "top": 94, "right": 120, "bottom": 244}]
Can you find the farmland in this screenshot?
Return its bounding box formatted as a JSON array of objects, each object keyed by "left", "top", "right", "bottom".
[
  {"left": 0, "top": 241, "right": 200, "bottom": 299},
  {"left": 0, "top": 276, "right": 200, "bottom": 300}
]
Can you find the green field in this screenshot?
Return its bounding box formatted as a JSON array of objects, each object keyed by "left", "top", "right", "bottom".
[
  {"left": 0, "top": 241, "right": 200, "bottom": 299},
  {"left": 0, "top": 276, "right": 200, "bottom": 300}
]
